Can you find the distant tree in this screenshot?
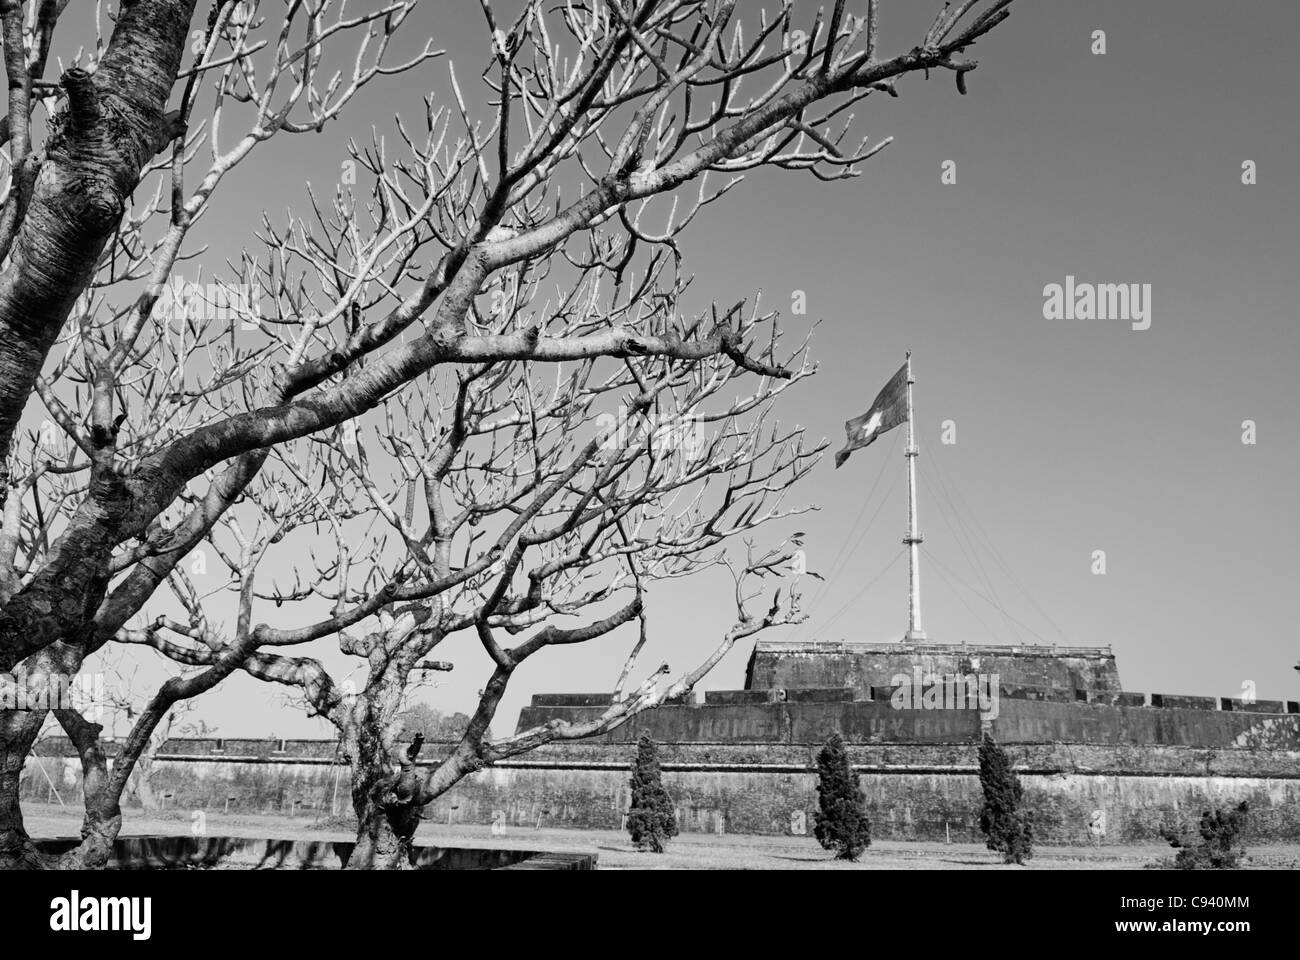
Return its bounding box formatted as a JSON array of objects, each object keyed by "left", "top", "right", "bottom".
[
  {"left": 813, "top": 733, "right": 871, "bottom": 860},
  {"left": 396, "top": 704, "right": 476, "bottom": 743},
  {"left": 626, "top": 735, "right": 678, "bottom": 853},
  {"left": 977, "top": 733, "right": 1033, "bottom": 864},
  {"left": 1162, "top": 802, "right": 1249, "bottom": 869}
]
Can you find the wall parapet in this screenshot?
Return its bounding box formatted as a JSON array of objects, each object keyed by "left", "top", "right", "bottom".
[{"left": 750, "top": 640, "right": 1115, "bottom": 657}]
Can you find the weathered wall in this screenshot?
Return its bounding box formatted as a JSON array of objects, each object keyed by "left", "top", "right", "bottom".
[
  {"left": 516, "top": 698, "right": 1300, "bottom": 749},
  {"left": 518, "top": 700, "right": 985, "bottom": 744},
  {"left": 745, "top": 641, "right": 1124, "bottom": 702},
  {"left": 418, "top": 764, "right": 1300, "bottom": 844},
  {"left": 20, "top": 637, "right": 1298, "bottom": 844},
  {"left": 23, "top": 743, "right": 1300, "bottom": 843},
  {"left": 22, "top": 751, "right": 345, "bottom": 816},
  {"left": 23, "top": 724, "right": 1300, "bottom": 842}
]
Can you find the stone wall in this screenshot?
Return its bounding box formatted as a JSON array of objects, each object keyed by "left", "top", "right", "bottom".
[
  {"left": 22, "top": 744, "right": 1300, "bottom": 844},
  {"left": 20, "top": 644, "right": 1297, "bottom": 844},
  {"left": 415, "top": 763, "right": 1300, "bottom": 844},
  {"left": 24, "top": 709, "right": 1300, "bottom": 842},
  {"left": 745, "top": 641, "right": 1125, "bottom": 702},
  {"left": 515, "top": 698, "right": 1300, "bottom": 749}
]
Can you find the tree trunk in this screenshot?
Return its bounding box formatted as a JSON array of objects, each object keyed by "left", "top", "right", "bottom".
[
  {"left": 0, "top": 646, "right": 101, "bottom": 869},
  {"left": 55, "top": 816, "right": 119, "bottom": 869},
  {"left": 0, "top": 710, "right": 50, "bottom": 869},
  {"left": 54, "top": 809, "right": 121, "bottom": 870},
  {"left": 0, "top": 0, "right": 200, "bottom": 672},
  {"left": 340, "top": 702, "right": 424, "bottom": 870},
  {"left": 0, "top": 0, "right": 197, "bottom": 463},
  {"left": 53, "top": 707, "right": 123, "bottom": 869},
  {"left": 344, "top": 753, "right": 425, "bottom": 870},
  {"left": 347, "top": 793, "right": 415, "bottom": 871}
]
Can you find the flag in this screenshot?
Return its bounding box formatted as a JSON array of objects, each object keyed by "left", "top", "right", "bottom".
[{"left": 834, "top": 360, "right": 908, "bottom": 468}]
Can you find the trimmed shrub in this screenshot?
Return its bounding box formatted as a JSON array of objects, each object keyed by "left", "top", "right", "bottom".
[
  {"left": 813, "top": 733, "right": 871, "bottom": 860},
  {"left": 977, "top": 732, "right": 1034, "bottom": 864},
  {"left": 626, "top": 735, "right": 678, "bottom": 852}
]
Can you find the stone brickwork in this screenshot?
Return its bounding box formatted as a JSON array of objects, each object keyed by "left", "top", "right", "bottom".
[
  {"left": 745, "top": 641, "right": 1124, "bottom": 702},
  {"left": 515, "top": 697, "right": 1300, "bottom": 748}
]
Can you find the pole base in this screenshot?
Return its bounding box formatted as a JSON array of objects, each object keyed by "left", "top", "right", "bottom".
[{"left": 904, "top": 630, "right": 928, "bottom": 642}]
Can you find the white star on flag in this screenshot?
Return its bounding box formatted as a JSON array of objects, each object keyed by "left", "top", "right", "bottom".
[
  {"left": 858, "top": 411, "right": 883, "bottom": 440},
  {"left": 835, "top": 360, "right": 909, "bottom": 468}
]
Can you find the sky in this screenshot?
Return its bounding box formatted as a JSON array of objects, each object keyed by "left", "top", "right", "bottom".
[{"left": 28, "top": 0, "right": 1299, "bottom": 737}]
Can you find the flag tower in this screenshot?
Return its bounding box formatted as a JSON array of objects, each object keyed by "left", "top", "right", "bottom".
[
  {"left": 903, "top": 352, "right": 925, "bottom": 641},
  {"left": 833, "top": 352, "right": 928, "bottom": 641}
]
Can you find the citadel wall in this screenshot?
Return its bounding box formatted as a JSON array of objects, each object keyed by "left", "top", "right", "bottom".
[
  {"left": 21, "top": 643, "right": 1298, "bottom": 843},
  {"left": 745, "top": 640, "right": 1123, "bottom": 702},
  {"left": 23, "top": 694, "right": 1300, "bottom": 843}
]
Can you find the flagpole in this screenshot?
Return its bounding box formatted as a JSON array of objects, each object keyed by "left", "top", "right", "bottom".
[{"left": 904, "top": 352, "right": 926, "bottom": 641}]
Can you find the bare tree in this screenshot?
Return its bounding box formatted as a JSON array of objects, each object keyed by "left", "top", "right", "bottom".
[
  {"left": 0, "top": 0, "right": 1017, "bottom": 868},
  {"left": 148, "top": 257, "right": 825, "bottom": 868},
  {"left": 0, "top": 0, "right": 438, "bottom": 868}
]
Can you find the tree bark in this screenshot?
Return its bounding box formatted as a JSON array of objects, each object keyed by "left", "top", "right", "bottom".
[
  {"left": 348, "top": 794, "right": 415, "bottom": 871},
  {"left": 0, "top": 0, "right": 199, "bottom": 671},
  {"left": 0, "top": 710, "right": 50, "bottom": 869},
  {"left": 339, "top": 690, "right": 424, "bottom": 870},
  {"left": 52, "top": 707, "right": 121, "bottom": 870},
  {"left": 0, "top": 0, "right": 196, "bottom": 463},
  {"left": 344, "top": 754, "right": 421, "bottom": 870}
]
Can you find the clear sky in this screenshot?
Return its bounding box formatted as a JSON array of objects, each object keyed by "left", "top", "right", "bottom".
[{"left": 56, "top": 0, "right": 1300, "bottom": 737}]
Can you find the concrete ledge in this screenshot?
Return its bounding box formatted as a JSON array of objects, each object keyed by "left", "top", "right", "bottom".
[
  {"left": 1221, "top": 697, "right": 1286, "bottom": 714},
  {"left": 705, "top": 687, "right": 859, "bottom": 704},
  {"left": 1152, "top": 694, "right": 1218, "bottom": 710},
  {"left": 785, "top": 687, "right": 860, "bottom": 703},
  {"left": 750, "top": 640, "right": 1114, "bottom": 657},
  {"left": 531, "top": 693, "right": 615, "bottom": 707},
  {"left": 31, "top": 835, "right": 597, "bottom": 870},
  {"left": 704, "top": 689, "right": 779, "bottom": 705}
]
